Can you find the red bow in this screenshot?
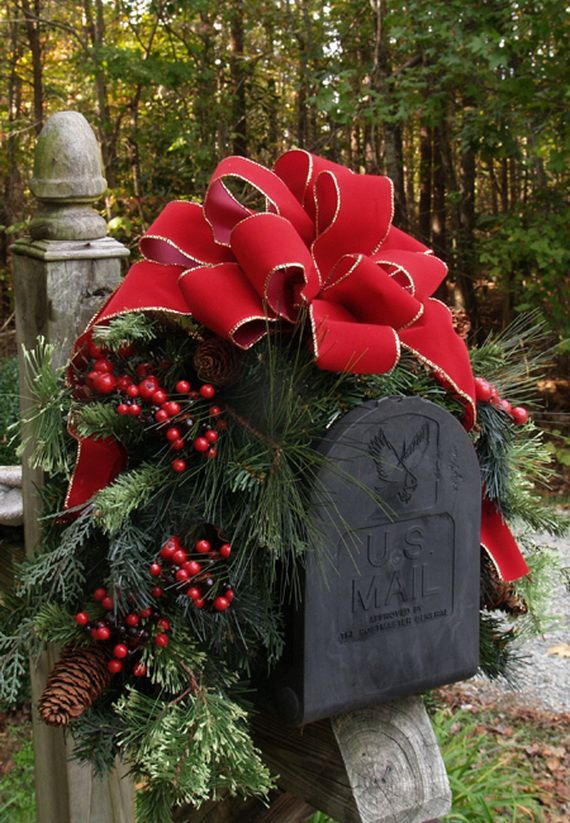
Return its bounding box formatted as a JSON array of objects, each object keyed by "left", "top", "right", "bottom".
[
  {"left": 93, "top": 150, "right": 476, "bottom": 427},
  {"left": 68, "top": 150, "right": 528, "bottom": 582}
]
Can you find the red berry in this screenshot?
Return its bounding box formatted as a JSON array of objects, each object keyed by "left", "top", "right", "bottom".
[
  {"left": 151, "top": 585, "right": 164, "bottom": 598},
  {"left": 511, "top": 406, "right": 529, "bottom": 426},
  {"left": 160, "top": 538, "right": 178, "bottom": 560},
  {"left": 176, "top": 380, "right": 191, "bottom": 393},
  {"left": 489, "top": 384, "right": 499, "bottom": 402},
  {"left": 186, "top": 586, "right": 201, "bottom": 600},
  {"left": 113, "top": 643, "right": 128, "bottom": 659},
  {"left": 207, "top": 447, "right": 218, "bottom": 459},
  {"left": 132, "top": 662, "right": 147, "bottom": 677},
  {"left": 166, "top": 427, "right": 181, "bottom": 442},
  {"left": 117, "top": 375, "right": 132, "bottom": 391},
  {"left": 193, "top": 598, "right": 206, "bottom": 609},
  {"left": 209, "top": 405, "right": 222, "bottom": 416},
  {"left": 195, "top": 539, "right": 211, "bottom": 554},
  {"left": 154, "top": 633, "right": 169, "bottom": 648},
  {"left": 163, "top": 401, "right": 181, "bottom": 416},
  {"left": 205, "top": 429, "right": 219, "bottom": 444},
  {"left": 93, "top": 358, "right": 114, "bottom": 373},
  {"left": 139, "top": 378, "right": 159, "bottom": 400},
  {"left": 93, "top": 587, "right": 107, "bottom": 602},
  {"left": 224, "top": 588, "right": 234, "bottom": 603},
  {"left": 216, "top": 419, "right": 228, "bottom": 431},
  {"left": 136, "top": 362, "right": 153, "bottom": 378},
  {"left": 193, "top": 436, "right": 209, "bottom": 452},
  {"left": 152, "top": 389, "right": 167, "bottom": 405},
  {"left": 200, "top": 384, "right": 215, "bottom": 399},
  {"left": 157, "top": 618, "right": 171, "bottom": 631},
  {"left": 186, "top": 560, "right": 201, "bottom": 576},
  {"left": 172, "top": 458, "right": 187, "bottom": 473},
  {"left": 213, "top": 596, "right": 230, "bottom": 612},
  {"left": 108, "top": 659, "right": 123, "bottom": 674},
  {"left": 128, "top": 403, "right": 142, "bottom": 417},
  {"left": 149, "top": 562, "right": 162, "bottom": 577},
  {"left": 140, "top": 607, "right": 153, "bottom": 618},
  {"left": 126, "top": 613, "right": 140, "bottom": 627},
  {"left": 498, "top": 398, "right": 513, "bottom": 416},
  {"left": 175, "top": 568, "right": 189, "bottom": 582},
  {"left": 155, "top": 409, "right": 169, "bottom": 423},
  {"left": 87, "top": 339, "right": 104, "bottom": 359},
  {"left": 219, "top": 543, "right": 232, "bottom": 559},
  {"left": 90, "top": 628, "right": 99, "bottom": 640},
  {"left": 117, "top": 403, "right": 129, "bottom": 416},
  {"left": 86, "top": 370, "right": 99, "bottom": 385},
  {"left": 171, "top": 438, "right": 185, "bottom": 451},
  {"left": 172, "top": 548, "right": 187, "bottom": 565},
  {"left": 101, "top": 596, "right": 114, "bottom": 610},
  {"left": 75, "top": 612, "right": 89, "bottom": 626},
  {"left": 96, "top": 626, "right": 111, "bottom": 641},
  {"left": 474, "top": 377, "right": 493, "bottom": 402},
  {"left": 93, "top": 373, "right": 117, "bottom": 394},
  {"left": 126, "top": 384, "right": 139, "bottom": 398}
]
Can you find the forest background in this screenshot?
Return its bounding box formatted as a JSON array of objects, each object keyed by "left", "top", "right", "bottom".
[{"left": 0, "top": 0, "right": 568, "bottom": 344}]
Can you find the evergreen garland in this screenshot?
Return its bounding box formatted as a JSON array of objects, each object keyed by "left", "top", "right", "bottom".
[{"left": 0, "top": 310, "right": 565, "bottom": 819}]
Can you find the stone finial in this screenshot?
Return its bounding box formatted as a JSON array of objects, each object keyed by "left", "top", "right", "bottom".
[{"left": 29, "top": 111, "right": 108, "bottom": 241}]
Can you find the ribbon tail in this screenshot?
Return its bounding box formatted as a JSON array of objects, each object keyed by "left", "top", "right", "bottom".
[
  {"left": 65, "top": 434, "right": 127, "bottom": 514},
  {"left": 480, "top": 498, "right": 529, "bottom": 582}
]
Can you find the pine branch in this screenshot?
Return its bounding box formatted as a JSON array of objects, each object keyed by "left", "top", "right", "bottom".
[
  {"left": 17, "top": 337, "right": 71, "bottom": 476},
  {"left": 92, "top": 312, "right": 159, "bottom": 351},
  {"left": 93, "top": 464, "right": 171, "bottom": 535},
  {"left": 116, "top": 685, "right": 274, "bottom": 819},
  {"left": 74, "top": 401, "right": 143, "bottom": 444},
  {"left": 33, "top": 603, "right": 86, "bottom": 646}
]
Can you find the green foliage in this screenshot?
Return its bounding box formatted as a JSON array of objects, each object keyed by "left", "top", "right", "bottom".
[
  {"left": 479, "top": 612, "right": 524, "bottom": 683},
  {"left": 433, "top": 708, "right": 543, "bottom": 821},
  {"left": 0, "top": 722, "right": 35, "bottom": 822},
  {"left": 0, "top": 591, "right": 37, "bottom": 706},
  {"left": 93, "top": 464, "right": 170, "bottom": 535},
  {"left": 17, "top": 339, "right": 71, "bottom": 477},
  {"left": 116, "top": 687, "right": 274, "bottom": 822},
  {"left": 0, "top": 356, "right": 20, "bottom": 464},
  {"left": 92, "top": 312, "right": 159, "bottom": 351}
]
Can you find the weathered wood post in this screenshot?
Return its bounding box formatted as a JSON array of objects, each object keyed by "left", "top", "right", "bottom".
[{"left": 11, "top": 111, "right": 135, "bottom": 823}]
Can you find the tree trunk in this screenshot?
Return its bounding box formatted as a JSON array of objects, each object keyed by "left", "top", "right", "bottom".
[
  {"left": 370, "top": 0, "right": 407, "bottom": 227},
  {"left": 230, "top": 0, "right": 247, "bottom": 156},
  {"left": 456, "top": 116, "right": 478, "bottom": 329},
  {"left": 83, "top": 0, "right": 117, "bottom": 187},
  {"left": 21, "top": 0, "right": 44, "bottom": 134},
  {"left": 418, "top": 124, "right": 432, "bottom": 244}
]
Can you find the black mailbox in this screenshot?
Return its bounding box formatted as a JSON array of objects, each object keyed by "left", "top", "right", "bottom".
[{"left": 272, "top": 396, "right": 481, "bottom": 725}]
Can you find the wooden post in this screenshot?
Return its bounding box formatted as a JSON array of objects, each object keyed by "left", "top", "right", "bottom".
[{"left": 11, "top": 111, "right": 134, "bottom": 823}]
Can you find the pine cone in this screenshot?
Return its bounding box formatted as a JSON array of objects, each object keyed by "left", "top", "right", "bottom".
[
  {"left": 38, "top": 645, "right": 111, "bottom": 726},
  {"left": 481, "top": 551, "right": 528, "bottom": 615},
  {"left": 193, "top": 335, "right": 242, "bottom": 386},
  {"left": 450, "top": 307, "right": 472, "bottom": 340}
]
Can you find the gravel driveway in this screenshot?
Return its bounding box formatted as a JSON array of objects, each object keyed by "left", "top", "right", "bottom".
[{"left": 468, "top": 531, "right": 570, "bottom": 714}]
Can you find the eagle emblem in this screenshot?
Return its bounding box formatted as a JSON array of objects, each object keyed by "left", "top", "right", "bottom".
[{"left": 368, "top": 421, "right": 431, "bottom": 504}]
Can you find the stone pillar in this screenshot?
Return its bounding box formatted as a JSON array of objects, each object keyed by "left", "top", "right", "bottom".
[{"left": 12, "top": 111, "right": 134, "bottom": 823}]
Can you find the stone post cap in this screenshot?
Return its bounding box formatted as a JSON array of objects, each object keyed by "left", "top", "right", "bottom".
[{"left": 30, "top": 111, "right": 107, "bottom": 203}]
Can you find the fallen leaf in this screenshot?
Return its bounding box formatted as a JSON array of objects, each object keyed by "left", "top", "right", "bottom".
[{"left": 547, "top": 643, "right": 570, "bottom": 658}]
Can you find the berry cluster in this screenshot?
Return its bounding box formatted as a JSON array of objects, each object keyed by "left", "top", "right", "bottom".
[
  {"left": 74, "top": 586, "right": 171, "bottom": 676},
  {"left": 474, "top": 377, "right": 529, "bottom": 426},
  {"left": 149, "top": 534, "right": 234, "bottom": 612},
  {"left": 77, "top": 337, "right": 227, "bottom": 472}
]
